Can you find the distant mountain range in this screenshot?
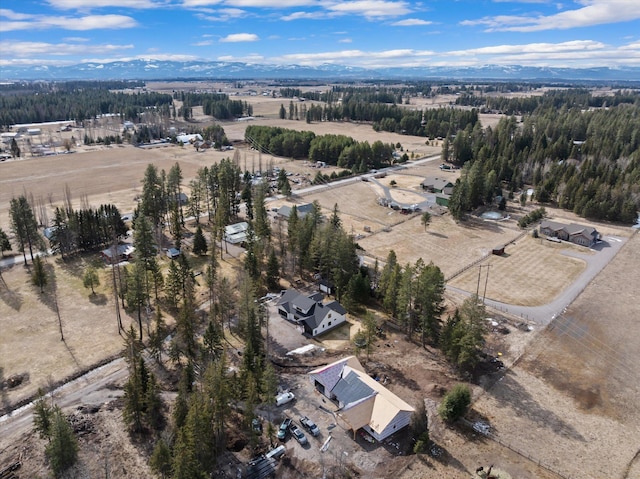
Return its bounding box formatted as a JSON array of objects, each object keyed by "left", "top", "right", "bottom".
[{"left": 2, "top": 60, "right": 640, "bottom": 82}]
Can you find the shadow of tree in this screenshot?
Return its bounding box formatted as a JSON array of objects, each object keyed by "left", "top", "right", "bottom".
[
  {"left": 428, "top": 231, "right": 449, "bottom": 239},
  {"left": 484, "top": 369, "right": 585, "bottom": 441},
  {"left": 427, "top": 441, "right": 470, "bottom": 474},
  {"left": 89, "top": 293, "right": 108, "bottom": 306},
  {"left": 0, "top": 367, "right": 10, "bottom": 414},
  {"left": 35, "top": 262, "right": 58, "bottom": 313},
  {"left": 0, "top": 274, "right": 23, "bottom": 311}
]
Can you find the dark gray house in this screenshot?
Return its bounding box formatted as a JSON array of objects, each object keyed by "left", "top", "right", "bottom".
[{"left": 277, "top": 289, "right": 347, "bottom": 337}]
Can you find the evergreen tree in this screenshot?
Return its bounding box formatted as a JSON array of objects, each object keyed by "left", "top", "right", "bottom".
[
  {"left": 46, "top": 407, "right": 79, "bottom": 477},
  {"left": 438, "top": 384, "right": 471, "bottom": 423},
  {"left": 192, "top": 224, "right": 207, "bottom": 255},
  {"left": 265, "top": 249, "right": 280, "bottom": 290},
  {"left": 82, "top": 265, "right": 100, "bottom": 294},
  {"left": 32, "top": 256, "right": 47, "bottom": 293},
  {"left": 0, "top": 227, "right": 11, "bottom": 257},
  {"left": 150, "top": 439, "right": 172, "bottom": 478},
  {"left": 9, "top": 195, "right": 43, "bottom": 265},
  {"left": 33, "top": 391, "right": 54, "bottom": 440}
]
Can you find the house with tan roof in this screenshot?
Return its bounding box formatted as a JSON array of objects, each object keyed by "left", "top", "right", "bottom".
[{"left": 309, "top": 356, "right": 414, "bottom": 441}]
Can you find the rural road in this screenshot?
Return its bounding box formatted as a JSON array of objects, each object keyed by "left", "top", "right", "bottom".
[
  {"left": 0, "top": 358, "right": 127, "bottom": 442},
  {"left": 447, "top": 234, "right": 629, "bottom": 326}
]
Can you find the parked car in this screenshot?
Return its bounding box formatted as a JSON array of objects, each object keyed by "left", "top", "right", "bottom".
[
  {"left": 289, "top": 424, "right": 308, "bottom": 446},
  {"left": 275, "top": 391, "right": 295, "bottom": 406},
  {"left": 299, "top": 416, "right": 320, "bottom": 437},
  {"left": 277, "top": 418, "right": 292, "bottom": 440},
  {"left": 252, "top": 418, "right": 262, "bottom": 434}
]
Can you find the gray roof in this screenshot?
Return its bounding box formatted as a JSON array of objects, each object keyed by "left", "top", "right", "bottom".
[
  {"left": 277, "top": 203, "right": 314, "bottom": 219},
  {"left": 332, "top": 370, "right": 375, "bottom": 406},
  {"left": 422, "top": 177, "right": 454, "bottom": 190},
  {"left": 277, "top": 289, "right": 346, "bottom": 331}
]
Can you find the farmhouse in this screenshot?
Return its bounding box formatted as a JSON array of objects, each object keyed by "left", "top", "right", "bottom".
[
  {"left": 224, "top": 222, "right": 249, "bottom": 245},
  {"left": 277, "top": 289, "right": 347, "bottom": 337},
  {"left": 309, "top": 356, "right": 415, "bottom": 441},
  {"left": 421, "top": 177, "right": 454, "bottom": 195},
  {"left": 539, "top": 220, "right": 600, "bottom": 247},
  {"left": 277, "top": 203, "right": 314, "bottom": 220},
  {"left": 100, "top": 244, "right": 135, "bottom": 263}
]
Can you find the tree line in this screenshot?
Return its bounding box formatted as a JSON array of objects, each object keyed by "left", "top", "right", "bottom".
[
  {"left": 445, "top": 99, "right": 640, "bottom": 223},
  {"left": 245, "top": 125, "right": 397, "bottom": 172},
  {"left": 174, "top": 92, "right": 252, "bottom": 121},
  {"left": 456, "top": 88, "right": 640, "bottom": 115},
  {"left": 0, "top": 89, "right": 173, "bottom": 127}
]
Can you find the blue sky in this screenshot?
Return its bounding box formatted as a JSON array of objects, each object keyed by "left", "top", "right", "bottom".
[{"left": 1, "top": 1, "right": 639, "bottom": 68}]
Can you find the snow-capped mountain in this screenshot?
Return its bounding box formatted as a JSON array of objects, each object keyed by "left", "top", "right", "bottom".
[{"left": 2, "top": 60, "right": 639, "bottom": 82}]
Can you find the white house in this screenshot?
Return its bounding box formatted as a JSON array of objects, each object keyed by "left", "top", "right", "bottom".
[
  {"left": 309, "top": 356, "right": 415, "bottom": 441},
  {"left": 277, "top": 289, "right": 347, "bottom": 337},
  {"left": 224, "top": 221, "right": 249, "bottom": 245}
]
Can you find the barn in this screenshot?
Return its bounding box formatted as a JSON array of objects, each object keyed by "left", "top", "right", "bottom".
[{"left": 309, "top": 357, "right": 414, "bottom": 441}]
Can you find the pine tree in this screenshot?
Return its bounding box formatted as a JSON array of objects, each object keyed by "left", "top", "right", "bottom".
[
  {"left": 32, "top": 256, "right": 47, "bottom": 293},
  {"left": 10, "top": 195, "right": 43, "bottom": 265},
  {"left": 192, "top": 224, "right": 207, "bottom": 255},
  {"left": 33, "top": 391, "right": 54, "bottom": 440},
  {"left": 82, "top": 265, "right": 100, "bottom": 294},
  {"left": 0, "top": 227, "right": 11, "bottom": 257},
  {"left": 265, "top": 249, "right": 280, "bottom": 290},
  {"left": 46, "top": 407, "right": 79, "bottom": 477},
  {"left": 150, "top": 439, "right": 172, "bottom": 478}
]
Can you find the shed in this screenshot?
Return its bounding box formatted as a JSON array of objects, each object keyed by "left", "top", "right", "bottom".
[{"left": 492, "top": 245, "right": 505, "bottom": 255}]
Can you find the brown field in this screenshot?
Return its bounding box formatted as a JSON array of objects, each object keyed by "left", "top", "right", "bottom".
[
  {"left": 449, "top": 235, "right": 588, "bottom": 306},
  {"left": 2, "top": 95, "right": 638, "bottom": 479},
  {"left": 470, "top": 231, "right": 640, "bottom": 479}
]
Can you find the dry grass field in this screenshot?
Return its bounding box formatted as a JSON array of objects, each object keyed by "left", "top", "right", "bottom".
[
  {"left": 2, "top": 90, "right": 638, "bottom": 478},
  {"left": 449, "top": 235, "right": 588, "bottom": 306},
  {"left": 470, "top": 231, "right": 640, "bottom": 479}
]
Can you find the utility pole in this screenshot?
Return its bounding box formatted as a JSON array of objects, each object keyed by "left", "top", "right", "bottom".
[{"left": 482, "top": 264, "right": 492, "bottom": 303}]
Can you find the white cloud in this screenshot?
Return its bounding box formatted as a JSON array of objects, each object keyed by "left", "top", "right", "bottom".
[
  {"left": 225, "top": 0, "right": 316, "bottom": 6},
  {"left": 273, "top": 48, "right": 433, "bottom": 67},
  {"left": 62, "top": 36, "right": 90, "bottom": 42},
  {"left": 281, "top": 11, "right": 328, "bottom": 21},
  {"left": 192, "top": 40, "right": 214, "bottom": 46},
  {"left": 442, "top": 39, "right": 640, "bottom": 67},
  {"left": 46, "top": 0, "right": 162, "bottom": 8},
  {"left": 338, "top": 38, "right": 352, "bottom": 43},
  {"left": 391, "top": 18, "right": 432, "bottom": 26},
  {"left": 220, "top": 33, "right": 259, "bottom": 42},
  {"left": 448, "top": 40, "right": 605, "bottom": 56},
  {"left": 195, "top": 8, "right": 247, "bottom": 21},
  {"left": 0, "top": 40, "right": 133, "bottom": 57},
  {"left": 217, "top": 53, "right": 265, "bottom": 62},
  {"left": 0, "top": 10, "right": 138, "bottom": 31},
  {"left": 463, "top": 0, "right": 640, "bottom": 32},
  {"left": 326, "top": 1, "right": 412, "bottom": 19},
  {"left": 182, "top": 0, "right": 224, "bottom": 6}
]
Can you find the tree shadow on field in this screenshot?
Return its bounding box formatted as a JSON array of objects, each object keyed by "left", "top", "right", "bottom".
[
  {"left": 428, "top": 231, "right": 448, "bottom": 239},
  {"left": 89, "top": 293, "right": 108, "bottom": 306},
  {"left": 36, "top": 262, "right": 59, "bottom": 313},
  {"left": 57, "top": 254, "right": 88, "bottom": 278},
  {"left": 485, "top": 369, "right": 585, "bottom": 441},
  {"left": 0, "top": 367, "right": 10, "bottom": 414},
  {"left": 0, "top": 271, "right": 23, "bottom": 311}
]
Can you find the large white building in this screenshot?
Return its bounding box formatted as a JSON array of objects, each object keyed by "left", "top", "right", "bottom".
[{"left": 309, "top": 356, "right": 415, "bottom": 441}]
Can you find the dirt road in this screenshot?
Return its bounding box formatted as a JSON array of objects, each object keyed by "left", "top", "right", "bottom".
[{"left": 0, "top": 358, "right": 126, "bottom": 447}]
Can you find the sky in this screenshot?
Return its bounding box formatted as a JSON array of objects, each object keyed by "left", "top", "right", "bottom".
[{"left": 1, "top": 0, "right": 640, "bottom": 69}]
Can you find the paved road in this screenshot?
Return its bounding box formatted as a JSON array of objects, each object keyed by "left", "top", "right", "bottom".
[{"left": 447, "top": 235, "right": 629, "bottom": 326}]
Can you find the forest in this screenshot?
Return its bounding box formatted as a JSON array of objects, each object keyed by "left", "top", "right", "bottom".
[
  {"left": 244, "top": 125, "right": 398, "bottom": 172},
  {"left": 0, "top": 88, "right": 173, "bottom": 127},
  {"left": 445, "top": 91, "right": 640, "bottom": 223}
]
